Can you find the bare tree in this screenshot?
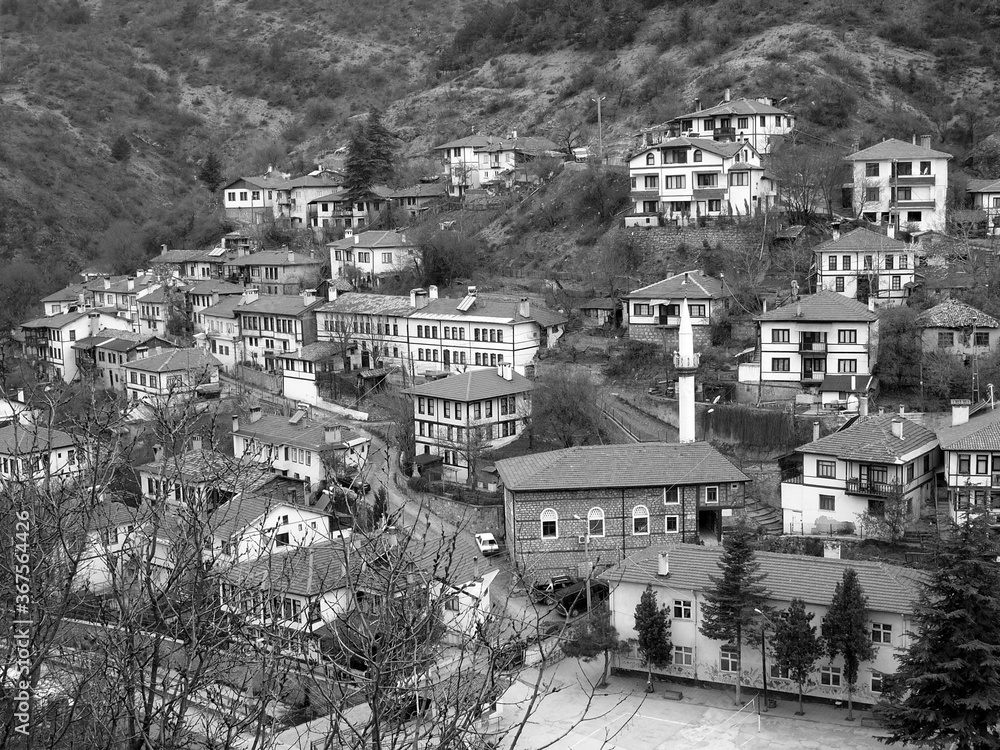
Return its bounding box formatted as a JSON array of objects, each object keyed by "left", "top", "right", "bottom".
[{"left": 533, "top": 367, "right": 602, "bottom": 448}]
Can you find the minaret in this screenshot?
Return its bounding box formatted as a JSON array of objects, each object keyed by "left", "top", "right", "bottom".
[{"left": 674, "top": 297, "right": 700, "bottom": 443}]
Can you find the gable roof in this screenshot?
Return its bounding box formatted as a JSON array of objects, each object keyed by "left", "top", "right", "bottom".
[
  {"left": 316, "top": 292, "right": 412, "bottom": 317},
  {"left": 148, "top": 248, "right": 214, "bottom": 265},
  {"left": 200, "top": 296, "right": 245, "bottom": 320},
  {"left": 406, "top": 368, "right": 533, "bottom": 401},
  {"left": 328, "top": 230, "right": 415, "bottom": 250},
  {"left": 233, "top": 414, "right": 366, "bottom": 451},
  {"left": 476, "top": 136, "right": 560, "bottom": 155},
  {"left": 236, "top": 296, "right": 324, "bottom": 317},
  {"left": 625, "top": 270, "right": 728, "bottom": 300},
  {"left": 224, "top": 541, "right": 352, "bottom": 596},
  {"left": 209, "top": 490, "right": 311, "bottom": 541},
  {"left": 755, "top": 291, "right": 877, "bottom": 323},
  {"left": 495, "top": 442, "right": 748, "bottom": 492},
  {"left": 414, "top": 294, "right": 567, "bottom": 328},
  {"left": 795, "top": 414, "right": 937, "bottom": 462},
  {"left": 599, "top": 544, "right": 924, "bottom": 615},
  {"left": 967, "top": 178, "right": 1000, "bottom": 194},
  {"left": 845, "top": 138, "right": 953, "bottom": 161},
  {"left": 937, "top": 407, "right": 1000, "bottom": 451},
  {"left": 668, "top": 97, "right": 790, "bottom": 121},
  {"left": 226, "top": 250, "right": 322, "bottom": 267},
  {"left": 916, "top": 298, "right": 999, "bottom": 329},
  {"left": 633, "top": 137, "right": 746, "bottom": 161},
  {"left": 21, "top": 310, "right": 90, "bottom": 329},
  {"left": 124, "top": 348, "right": 221, "bottom": 374},
  {"left": 42, "top": 284, "right": 85, "bottom": 304},
  {"left": 818, "top": 227, "right": 908, "bottom": 253},
  {"left": 0, "top": 424, "right": 76, "bottom": 454},
  {"left": 186, "top": 280, "right": 245, "bottom": 296},
  {"left": 433, "top": 135, "right": 498, "bottom": 151},
  {"left": 389, "top": 183, "right": 448, "bottom": 199}
]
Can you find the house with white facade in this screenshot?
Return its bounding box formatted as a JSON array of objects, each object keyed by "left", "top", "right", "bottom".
[
  {"left": 225, "top": 249, "right": 324, "bottom": 296},
  {"left": 624, "top": 270, "right": 729, "bottom": 349},
  {"left": 148, "top": 246, "right": 232, "bottom": 281},
  {"left": 328, "top": 229, "right": 418, "bottom": 285},
  {"left": 433, "top": 135, "right": 495, "bottom": 197},
  {"left": 307, "top": 186, "right": 394, "bottom": 231},
  {"left": 625, "top": 138, "right": 773, "bottom": 227},
  {"left": 122, "top": 348, "right": 222, "bottom": 404},
  {"left": 814, "top": 227, "right": 914, "bottom": 305},
  {"left": 916, "top": 299, "right": 999, "bottom": 358},
  {"left": 936, "top": 401, "right": 1000, "bottom": 526},
  {"left": 474, "top": 134, "right": 561, "bottom": 189},
  {"left": 602, "top": 545, "right": 924, "bottom": 707},
  {"left": 222, "top": 175, "right": 291, "bottom": 225},
  {"left": 40, "top": 283, "right": 86, "bottom": 317},
  {"left": 967, "top": 178, "right": 1000, "bottom": 236},
  {"left": 73, "top": 331, "right": 175, "bottom": 391},
  {"left": 82, "top": 274, "right": 163, "bottom": 330},
  {"left": 21, "top": 309, "right": 132, "bottom": 383},
  {"left": 236, "top": 292, "right": 323, "bottom": 371},
  {"left": 285, "top": 171, "right": 347, "bottom": 226},
  {"left": 845, "top": 136, "right": 952, "bottom": 231},
  {"left": 0, "top": 423, "right": 87, "bottom": 487},
  {"left": 780, "top": 415, "right": 939, "bottom": 536},
  {"left": 277, "top": 342, "right": 347, "bottom": 407},
  {"left": 390, "top": 183, "right": 448, "bottom": 219},
  {"left": 315, "top": 290, "right": 412, "bottom": 372},
  {"left": 197, "top": 289, "right": 259, "bottom": 369}
]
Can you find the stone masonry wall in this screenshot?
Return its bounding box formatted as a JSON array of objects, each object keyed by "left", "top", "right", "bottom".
[
  {"left": 627, "top": 323, "right": 713, "bottom": 351},
  {"left": 627, "top": 225, "right": 755, "bottom": 258}
]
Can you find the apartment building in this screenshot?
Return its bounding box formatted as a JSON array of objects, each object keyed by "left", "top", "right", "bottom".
[
  {"left": 814, "top": 227, "right": 914, "bottom": 306},
  {"left": 236, "top": 293, "right": 323, "bottom": 371}
]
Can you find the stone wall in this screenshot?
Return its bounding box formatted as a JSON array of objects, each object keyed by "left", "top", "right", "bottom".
[
  {"left": 626, "top": 323, "right": 713, "bottom": 351},
  {"left": 627, "top": 225, "right": 755, "bottom": 258}
]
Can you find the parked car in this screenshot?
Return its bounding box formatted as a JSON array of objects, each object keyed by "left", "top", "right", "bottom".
[
  {"left": 554, "top": 580, "right": 610, "bottom": 617},
  {"left": 475, "top": 532, "right": 500, "bottom": 557},
  {"left": 530, "top": 575, "right": 578, "bottom": 604}
]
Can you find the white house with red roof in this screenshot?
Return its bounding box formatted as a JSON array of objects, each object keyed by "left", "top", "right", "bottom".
[
  {"left": 845, "top": 136, "right": 952, "bottom": 231},
  {"left": 780, "top": 414, "right": 939, "bottom": 536},
  {"left": 624, "top": 270, "right": 729, "bottom": 349},
  {"left": 814, "top": 227, "right": 914, "bottom": 306}
]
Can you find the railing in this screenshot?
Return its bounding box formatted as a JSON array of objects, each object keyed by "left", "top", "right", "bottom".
[
  {"left": 801, "top": 371, "right": 824, "bottom": 383},
  {"left": 781, "top": 472, "right": 804, "bottom": 484},
  {"left": 845, "top": 478, "right": 901, "bottom": 498},
  {"left": 799, "top": 341, "right": 826, "bottom": 352}
]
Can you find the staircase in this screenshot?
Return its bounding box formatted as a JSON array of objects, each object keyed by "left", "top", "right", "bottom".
[{"left": 745, "top": 500, "right": 784, "bottom": 536}]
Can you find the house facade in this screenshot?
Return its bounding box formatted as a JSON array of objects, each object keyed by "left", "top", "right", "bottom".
[
  {"left": 433, "top": 135, "right": 494, "bottom": 197},
  {"left": 0, "top": 424, "right": 87, "bottom": 486},
  {"left": 406, "top": 364, "right": 533, "bottom": 484},
  {"left": 73, "top": 332, "right": 175, "bottom": 391},
  {"left": 328, "top": 229, "right": 418, "bottom": 284},
  {"left": 390, "top": 183, "right": 448, "bottom": 219},
  {"left": 967, "top": 178, "right": 1000, "bottom": 236},
  {"left": 122, "top": 348, "right": 222, "bottom": 405},
  {"left": 915, "top": 298, "right": 999, "bottom": 357},
  {"left": 845, "top": 137, "right": 952, "bottom": 232},
  {"left": 936, "top": 402, "right": 1000, "bottom": 526},
  {"left": 474, "top": 134, "right": 560, "bottom": 188},
  {"left": 496, "top": 443, "right": 749, "bottom": 583},
  {"left": 209, "top": 491, "right": 337, "bottom": 562},
  {"left": 225, "top": 250, "right": 324, "bottom": 296},
  {"left": 148, "top": 247, "right": 231, "bottom": 281},
  {"left": 780, "top": 415, "right": 939, "bottom": 536},
  {"left": 236, "top": 293, "right": 323, "bottom": 371},
  {"left": 602, "top": 545, "right": 923, "bottom": 707},
  {"left": 307, "top": 186, "right": 393, "bottom": 230},
  {"left": 624, "top": 270, "right": 729, "bottom": 349},
  {"left": 21, "top": 310, "right": 132, "bottom": 383},
  {"left": 222, "top": 175, "right": 290, "bottom": 225},
  {"left": 814, "top": 227, "right": 914, "bottom": 305},
  {"left": 197, "top": 289, "right": 260, "bottom": 369}
]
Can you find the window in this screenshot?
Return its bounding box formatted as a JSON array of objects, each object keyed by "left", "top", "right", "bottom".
[
  {"left": 820, "top": 666, "right": 842, "bottom": 687},
  {"left": 673, "top": 599, "right": 692, "bottom": 619},
  {"left": 540, "top": 508, "right": 558, "bottom": 539},
  {"left": 760, "top": 115, "right": 766, "bottom": 126},
  {"left": 729, "top": 171, "right": 748, "bottom": 186},
  {"left": 885, "top": 255, "right": 894, "bottom": 270},
  {"left": 871, "top": 672, "right": 885, "bottom": 693},
  {"left": 665, "top": 515, "right": 679, "bottom": 533},
  {"left": 709, "top": 199, "right": 722, "bottom": 212},
  {"left": 632, "top": 505, "right": 650, "bottom": 535},
  {"left": 864, "top": 255, "right": 874, "bottom": 269},
  {"left": 842, "top": 255, "right": 852, "bottom": 270},
  {"left": 817, "top": 461, "right": 836, "bottom": 479},
  {"left": 958, "top": 454, "right": 971, "bottom": 474},
  {"left": 896, "top": 187, "right": 912, "bottom": 201},
  {"left": 382, "top": 252, "right": 393, "bottom": 264},
  {"left": 838, "top": 359, "right": 857, "bottom": 373},
  {"left": 720, "top": 646, "right": 739, "bottom": 673},
  {"left": 865, "top": 187, "right": 880, "bottom": 202},
  {"left": 772, "top": 329, "right": 790, "bottom": 343},
  {"left": 899, "top": 254, "right": 908, "bottom": 269},
  {"left": 696, "top": 173, "right": 717, "bottom": 187},
  {"left": 275, "top": 532, "right": 290, "bottom": 546},
  {"left": 737, "top": 117, "right": 749, "bottom": 128},
  {"left": 938, "top": 332, "right": 954, "bottom": 348},
  {"left": 907, "top": 462, "right": 914, "bottom": 482},
  {"left": 689, "top": 304, "right": 707, "bottom": 318},
  {"left": 907, "top": 211, "right": 922, "bottom": 223},
  {"left": 835, "top": 277, "right": 845, "bottom": 292},
  {"left": 644, "top": 175, "right": 659, "bottom": 189},
  {"left": 674, "top": 646, "right": 694, "bottom": 666},
  {"left": 828, "top": 256, "right": 838, "bottom": 271},
  {"left": 704, "top": 486, "right": 719, "bottom": 505},
  {"left": 976, "top": 332, "right": 990, "bottom": 347},
  {"left": 891, "top": 276, "right": 901, "bottom": 290},
  {"left": 693, "top": 149, "right": 703, "bottom": 162},
  {"left": 865, "top": 163, "right": 880, "bottom": 177},
  {"left": 239, "top": 191, "right": 248, "bottom": 200},
  {"left": 588, "top": 507, "right": 605, "bottom": 537},
  {"left": 664, "top": 175, "right": 686, "bottom": 189},
  {"left": 645, "top": 153, "right": 654, "bottom": 165},
  {"left": 771, "top": 358, "right": 790, "bottom": 372},
  {"left": 819, "top": 494, "right": 836, "bottom": 511},
  {"left": 977, "top": 455, "right": 990, "bottom": 475},
  {"left": 634, "top": 303, "right": 651, "bottom": 317},
  {"left": 872, "top": 622, "right": 892, "bottom": 644},
  {"left": 895, "top": 161, "right": 913, "bottom": 176},
  {"left": 838, "top": 329, "right": 857, "bottom": 344}
]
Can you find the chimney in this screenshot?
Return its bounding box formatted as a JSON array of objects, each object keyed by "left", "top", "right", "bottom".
[
  {"left": 301, "top": 289, "right": 317, "bottom": 306},
  {"left": 287, "top": 248, "right": 295, "bottom": 263},
  {"left": 868, "top": 297, "right": 875, "bottom": 312},
  {"left": 327, "top": 286, "right": 340, "bottom": 302},
  {"left": 307, "top": 549, "right": 315, "bottom": 595},
  {"left": 354, "top": 234, "right": 360, "bottom": 245},
  {"left": 103, "top": 276, "right": 111, "bottom": 289},
  {"left": 694, "top": 98, "right": 701, "bottom": 112},
  {"left": 511, "top": 129, "right": 518, "bottom": 139},
  {"left": 832, "top": 224, "right": 841, "bottom": 241},
  {"left": 161, "top": 244, "right": 168, "bottom": 253},
  {"left": 795, "top": 302, "right": 802, "bottom": 318},
  {"left": 127, "top": 276, "right": 135, "bottom": 291},
  {"left": 345, "top": 227, "right": 354, "bottom": 238},
  {"left": 211, "top": 291, "right": 220, "bottom": 306},
  {"left": 518, "top": 298, "right": 530, "bottom": 318},
  {"left": 813, "top": 421, "right": 820, "bottom": 442},
  {"left": 191, "top": 435, "right": 202, "bottom": 452},
  {"left": 859, "top": 395, "right": 869, "bottom": 416},
  {"left": 324, "top": 425, "right": 343, "bottom": 444},
  {"left": 497, "top": 362, "right": 513, "bottom": 381},
  {"left": 682, "top": 272, "right": 689, "bottom": 284},
  {"left": 428, "top": 285, "right": 439, "bottom": 300},
  {"left": 410, "top": 288, "right": 428, "bottom": 309},
  {"left": 912, "top": 133, "right": 917, "bottom": 145},
  {"left": 232, "top": 414, "right": 240, "bottom": 433},
  {"left": 851, "top": 139, "right": 860, "bottom": 153},
  {"left": 887, "top": 223, "right": 896, "bottom": 239},
  {"left": 401, "top": 232, "right": 407, "bottom": 244},
  {"left": 919, "top": 134, "right": 932, "bottom": 149},
  {"left": 891, "top": 418, "right": 904, "bottom": 440},
  {"left": 951, "top": 399, "right": 971, "bottom": 427},
  {"left": 724, "top": 87, "right": 731, "bottom": 102},
  {"left": 657, "top": 551, "right": 670, "bottom": 576},
  {"left": 249, "top": 406, "right": 262, "bottom": 423},
  {"left": 153, "top": 444, "right": 163, "bottom": 462},
  {"left": 468, "top": 285, "right": 478, "bottom": 298},
  {"left": 899, "top": 404, "right": 905, "bottom": 416},
  {"left": 823, "top": 541, "right": 842, "bottom": 559}
]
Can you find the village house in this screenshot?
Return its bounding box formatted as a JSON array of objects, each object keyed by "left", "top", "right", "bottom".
[
  {"left": 602, "top": 545, "right": 923, "bottom": 708},
  {"left": 915, "top": 298, "right": 999, "bottom": 358},
  {"left": 307, "top": 186, "right": 394, "bottom": 230},
  {"left": 315, "top": 290, "right": 412, "bottom": 372},
  {"left": 186, "top": 280, "right": 246, "bottom": 318},
  {"left": 328, "top": 228, "right": 418, "bottom": 285},
  {"left": 40, "top": 283, "right": 87, "bottom": 317},
  {"left": 814, "top": 227, "right": 914, "bottom": 305},
  {"left": 196, "top": 289, "right": 260, "bottom": 368},
  {"left": 284, "top": 170, "right": 347, "bottom": 226},
  {"left": 578, "top": 298, "right": 620, "bottom": 328},
  {"left": 20, "top": 309, "right": 132, "bottom": 383},
  {"left": 390, "top": 183, "right": 448, "bottom": 219},
  {"left": 122, "top": 348, "right": 222, "bottom": 405},
  {"left": 406, "top": 363, "right": 533, "bottom": 485},
  {"left": 474, "top": 133, "right": 561, "bottom": 189},
  {"left": 780, "top": 414, "right": 939, "bottom": 537},
  {"left": 148, "top": 246, "right": 233, "bottom": 281},
  {"left": 845, "top": 136, "right": 952, "bottom": 232},
  {"left": 496, "top": 442, "right": 749, "bottom": 583},
  {"left": 967, "top": 178, "right": 1000, "bottom": 236},
  {"left": 73, "top": 331, "right": 175, "bottom": 391},
  {"left": 83, "top": 274, "right": 163, "bottom": 330},
  {"left": 624, "top": 271, "right": 729, "bottom": 349},
  {"left": 221, "top": 175, "right": 291, "bottom": 225},
  {"left": 136, "top": 282, "right": 191, "bottom": 337},
  {"left": 0, "top": 422, "right": 87, "bottom": 486},
  {"left": 935, "top": 401, "right": 1000, "bottom": 526},
  {"left": 433, "top": 135, "right": 496, "bottom": 197},
  {"left": 236, "top": 292, "right": 323, "bottom": 371},
  {"left": 225, "top": 249, "right": 324, "bottom": 296},
  {"left": 277, "top": 342, "right": 347, "bottom": 407}
]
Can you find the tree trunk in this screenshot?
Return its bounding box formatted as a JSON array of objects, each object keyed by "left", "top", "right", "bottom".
[
  {"left": 646, "top": 662, "right": 654, "bottom": 693},
  {"left": 796, "top": 681, "right": 804, "bottom": 716},
  {"left": 599, "top": 649, "right": 609, "bottom": 688},
  {"left": 847, "top": 686, "right": 854, "bottom": 721},
  {"left": 735, "top": 623, "right": 742, "bottom": 705}
]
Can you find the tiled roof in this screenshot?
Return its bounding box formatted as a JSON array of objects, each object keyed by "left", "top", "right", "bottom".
[
  {"left": 415, "top": 294, "right": 567, "bottom": 328},
  {"left": 406, "top": 368, "right": 533, "bottom": 401},
  {"left": 669, "top": 98, "right": 790, "bottom": 121},
  {"left": 476, "top": 136, "right": 561, "bottom": 155},
  {"left": 580, "top": 297, "right": 618, "bottom": 310},
  {"left": 599, "top": 544, "right": 925, "bottom": 615},
  {"left": 149, "top": 248, "right": 212, "bottom": 264},
  {"left": 186, "top": 280, "right": 245, "bottom": 296},
  {"left": 796, "top": 414, "right": 937, "bottom": 462},
  {"left": 937, "top": 408, "right": 1000, "bottom": 451},
  {"left": 916, "top": 268, "right": 976, "bottom": 292},
  {"left": 225, "top": 175, "right": 292, "bottom": 191},
  {"left": 238, "top": 296, "right": 324, "bottom": 317},
  {"left": 433, "top": 135, "right": 498, "bottom": 151},
  {"left": 224, "top": 541, "right": 352, "bottom": 596},
  {"left": 0, "top": 424, "right": 76, "bottom": 454},
  {"left": 755, "top": 291, "right": 877, "bottom": 322},
  {"left": 967, "top": 178, "right": 1000, "bottom": 194},
  {"left": 625, "top": 270, "right": 728, "bottom": 301},
  {"left": 316, "top": 292, "right": 412, "bottom": 317},
  {"left": 226, "top": 250, "right": 322, "bottom": 267},
  {"left": 818, "top": 227, "right": 908, "bottom": 253},
  {"left": 234, "top": 414, "right": 365, "bottom": 451},
  {"left": 285, "top": 342, "right": 346, "bottom": 362},
  {"left": 20, "top": 310, "right": 89, "bottom": 329},
  {"left": 728, "top": 161, "right": 762, "bottom": 171},
  {"left": 84, "top": 273, "right": 158, "bottom": 295},
  {"left": 845, "top": 138, "right": 953, "bottom": 161},
  {"left": 284, "top": 173, "right": 344, "bottom": 189},
  {"left": 328, "top": 230, "right": 414, "bottom": 250},
  {"left": 916, "top": 299, "right": 999, "bottom": 329},
  {"left": 140, "top": 284, "right": 190, "bottom": 304},
  {"left": 635, "top": 137, "right": 744, "bottom": 160},
  {"left": 201, "top": 297, "right": 245, "bottom": 319},
  {"left": 495, "top": 442, "right": 748, "bottom": 492},
  {"left": 125, "top": 348, "right": 221, "bottom": 374},
  {"left": 389, "top": 183, "right": 448, "bottom": 199},
  {"left": 210, "top": 491, "right": 306, "bottom": 540},
  {"left": 42, "top": 284, "right": 85, "bottom": 303},
  {"left": 136, "top": 447, "right": 272, "bottom": 491}
]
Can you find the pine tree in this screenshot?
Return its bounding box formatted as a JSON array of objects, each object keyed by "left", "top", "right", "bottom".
[
  {"left": 343, "top": 110, "right": 396, "bottom": 205},
  {"left": 198, "top": 151, "right": 225, "bottom": 193},
  {"left": 633, "top": 584, "right": 671, "bottom": 692},
  {"left": 561, "top": 602, "right": 619, "bottom": 688},
  {"left": 772, "top": 598, "right": 824, "bottom": 716},
  {"left": 821, "top": 568, "right": 874, "bottom": 721},
  {"left": 880, "top": 512, "right": 1000, "bottom": 748},
  {"left": 110, "top": 134, "right": 131, "bottom": 163},
  {"left": 699, "top": 519, "right": 768, "bottom": 705}
]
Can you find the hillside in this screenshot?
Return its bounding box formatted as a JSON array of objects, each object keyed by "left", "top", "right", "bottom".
[{"left": 2, "top": 0, "right": 1000, "bottom": 312}]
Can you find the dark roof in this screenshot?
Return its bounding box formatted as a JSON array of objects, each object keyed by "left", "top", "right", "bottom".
[
  {"left": 42, "top": 284, "right": 85, "bottom": 303},
  {"left": 0, "top": 424, "right": 76, "bottom": 454},
  {"left": 186, "top": 280, "right": 245, "bottom": 296},
  {"left": 226, "top": 250, "right": 322, "bottom": 267},
  {"left": 818, "top": 373, "right": 875, "bottom": 393},
  {"left": 389, "top": 183, "right": 448, "bottom": 199},
  {"left": 817, "top": 227, "right": 908, "bottom": 253},
  {"left": 406, "top": 368, "right": 533, "bottom": 401},
  {"left": 916, "top": 299, "right": 999, "bottom": 329},
  {"left": 224, "top": 175, "right": 291, "bottom": 191},
  {"left": 124, "top": 348, "right": 221, "bottom": 374},
  {"left": 625, "top": 270, "right": 728, "bottom": 300},
  {"left": 476, "top": 136, "right": 560, "bottom": 155},
  {"left": 668, "top": 97, "right": 790, "bottom": 121},
  {"left": 137, "top": 448, "right": 273, "bottom": 492},
  {"left": 845, "top": 138, "right": 953, "bottom": 161},
  {"left": 234, "top": 414, "right": 366, "bottom": 451},
  {"left": 495, "top": 442, "right": 748, "bottom": 492},
  {"left": 916, "top": 267, "right": 976, "bottom": 292},
  {"left": 937, "top": 408, "right": 1000, "bottom": 451},
  {"left": 316, "top": 292, "right": 412, "bottom": 317},
  {"left": 99, "top": 334, "right": 174, "bottom": 353},
  {"left": 210, "top": 491, "right": 307, "bottom": 540},
  {"left": 968, "top": 178, "right": 1000, "bottom": 194},
  {"left": 284, "top": 342, "right": 346, "bottom": 362},
  {"left": 201, "top": 296, "right": 245, "bottom": 319},
  {"left": 796, "top": 414, "right": 937, "bottom": 462},
  {"left": 756, "top": 291, "right": 877, "bottom": 323},
  {"left": 433, "top": 135, "right": 497, "bottom": 151},
  {"left": 225, "top": 541, "right": 352, "bottom": 596},
  {"left": 237, "top": 296, "right": 324, "bottom": 317},
  {"left": 415, "top": 294, "right": 567, "bottom": 329},
  {"left": 580, "top": 297, "right": 618, "bottom": 311},
  {"left": 21, "top": 310, "right": 89, "bottom": 329},
  {"left": 776, "top": 225, "right": 806, "bottom": 240},
  {"left": 633, "top": 137, "right": 745, "bottom": 160},
  {"left": 149, "top": 248, "right": 213, "bottom": 264},
  {"left": 328, "top": 230, "right": 415, "bottom": 250},
  {"left": 599, "top": 544, "right": 924, "bottom": 615}
]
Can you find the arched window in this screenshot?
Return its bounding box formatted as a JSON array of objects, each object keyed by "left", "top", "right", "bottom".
[
  {"left": 632, "top": 505, "right": 650, "bottom": 535},
  {"left": 540, "top": 508, "right": 558, "bottom": 539},
  {"left": 588, "top": 507, "right": 605, "bottom": 538},
  {"left": 646, "top": 153, "right": 655, "bottom": 165},
  {"left": 693, "top": 150, "right": 703, "bottom": 163}
]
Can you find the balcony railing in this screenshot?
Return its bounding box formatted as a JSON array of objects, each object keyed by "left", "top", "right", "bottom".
[
  {"left": 799, "top": 341, "right": 827, "bottom": 352},
  {"left": 845, "top": 478, "right": 902, "bottom": 498},
  {"left": 801, "top": 371, "right": 824, "bottom": 384},
  {"left": 781, "top": 471, "right": 804, "bottom": 484}
]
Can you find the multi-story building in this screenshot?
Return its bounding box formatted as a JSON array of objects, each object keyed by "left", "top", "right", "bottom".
[
  {"left": 936, "top": 401, "right": 1000, "bottom": 526},
  {"left": 407, "top": 363, "right": 533, "bottom": 484},
  {"left": 916, "top": 299, "right": 999, "bottom": 358},
  {"left": 602, "top": 545, "right": 923, "bottom": 708},
  {"left": 433, "top": 135, "right": 495, "bottom": 197},
  {"left": 390, "top": 183, "right": 448, "bottom": 219},
  {"left": 83, "top": 274, "right": 163, "bottom": 330},
  {"left": 967, "top": 178, "right": 1000, "bottom": 236},
  {"left": 328, "top": 229, "right": 419, "bottom": 285},
  {"left": 639, "top": 92, "right": 795, "bottom": 154},
  {"left": 186, "top": 280, "right": 246, "bottom": 318},
  {"left": 197, "top": 291, "right": 257, "bottom": 369},
  {"left": 307, "top": 186, "right": 393, "bottom": 230},
  {"left": 122, "top": 348, "right": 221, "bottom": 405},
  {"left": 284, "top": 171, "right": 347, "bottom": 226},
  {"left": 0, "top": 423, "right": 86, "bottom": 486},
  {"left": 148, "top": 246, "right": 232, "bottom": 281},
  {"left": 315, "top": 290, "right": 411, "bottom": 371},
  {"left": 739, "top": 292, "right": 879, "bottom": 393},
  {"left": 221, "top": 175, "right": 291, "bottom": 225},
  {"left": 40, "top": 283, "right": 86, "bottom": 317},
  {"left": 73, "top": 331, "right": 175, "bottom": 391},
  {"left": 474, "top": 134, "right": 561, "bottom": 188},
  {"left": 225, "top": 249, "right": 324, "bottom": 296},
  {"left": 20, "top": 310, "right": 132, "bottom": 383},
  {"left": 780, "top": 415, "right": 939, "bottom": 536},
  {"left": 845, "top": 136, "right": 952, "bottom": 231},
  {"left": 136, "top": 282, "right": 191, "bottom": 337},
  {"left": 625, "top": 138, "right": 773, "bottom": 226},
  {"left": 624, "top": 270, "right": 729, "bottom": 349},
  {"left": 236, "top": 293, "right": 323, "bottom": 371},
  {"left": 496, "top": 442, "right": 749, "bottom": 582},
  {"left": 814, "top": 227, "right": 914, "bottom": 305}
]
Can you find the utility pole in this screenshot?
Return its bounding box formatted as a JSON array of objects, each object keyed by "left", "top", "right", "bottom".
[
  {"left": 591, "top": 96, "right": 606, "bottom": 163},
  {"left": 573, "top": 514, "right": 592, "bottom": 613}
]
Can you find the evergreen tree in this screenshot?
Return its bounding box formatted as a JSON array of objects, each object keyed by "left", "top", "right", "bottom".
[
  {"left": 110, "top": 134, "right": 131, "bottom": 163},
  {"left": 343, "top": 110, "right": 396, "bottom": 205},
  {"left": 561, "top": 602, "right": 619, "bottom": 688},
  {"left": 699, "top": 519, "right": 768, "bottom": 705},
  {"left": 198, "top": 151, "right": 225, "bottom": 193},
  {"left": 821, "top": 568, "right": 875, "bottom": 721},
  {"left": 772, "top": 598, "right": 824, "bottom": 716},
  {"left": 880, "top": 512, "right": 1000, "bottom": 748},
  {"left": 633, "top": 584, "right": 671, "bottom": 692}
]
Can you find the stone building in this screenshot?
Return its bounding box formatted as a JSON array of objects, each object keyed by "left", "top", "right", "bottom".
[{"left": 623, "top": 270, "right": 729, "bottom": 350}]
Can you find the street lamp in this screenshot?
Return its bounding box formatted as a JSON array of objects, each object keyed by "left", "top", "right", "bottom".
[
  {"left": 591, "top": 97, "right": 606, "bottom": 163},
  {"left": 572, "top": 514, "right": 592, "bottom": 614},
  {"left": 754, "top": 608, "right": 775, "bottom": 713}
]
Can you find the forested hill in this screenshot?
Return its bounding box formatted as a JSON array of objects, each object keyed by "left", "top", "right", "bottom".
[{"left": 2, "top": 0, "right": 1000, "bottom": 319}]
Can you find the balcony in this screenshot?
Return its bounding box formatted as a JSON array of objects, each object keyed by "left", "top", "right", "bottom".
[
  {"left": 845, "top": 478, "right": 901, "bottom": 498},
  {"left": 894, "top": 174, "right": 935, "bottom": 186},
  {"left": 713, "top": 127, "right": 736, "bottom": 140},
  {"left": 631, "top": 189, "right": 660, "bottom": 200},
  {"left": 781, "top": 471, "right": 804, "bottom": 485},
  {"left": 799, "top": 341, "right": 827, "bottom": 353},
  {"left": 801, "top": 370, "right": 825, "bottom": 384}
]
